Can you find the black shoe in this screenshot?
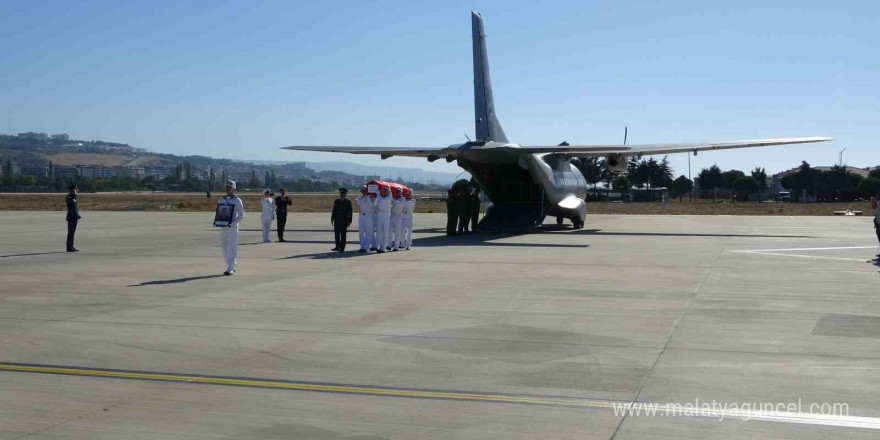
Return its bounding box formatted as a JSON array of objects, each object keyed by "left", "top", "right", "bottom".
[
  {"left": 338, "top": 249, "right": 344, "bottom": 253},
  {"left": 331, "top": 248, "right": 339, "bottom": 251},
  {"left": 279, "top": 238, "right": 286, "bottom": 242},
  {"left": 369, "top": 247, "right": 377, "bottom": 252},
  {"left": 377, "top": 250, "right": 385, "bottom": 254},
  {"left": 223, "top": 271, "right": 231, "bottom": 276},
  {"left": 67, "top": 248, "right": 79, "bottom": 252},
  {"left": 358, "top": 249, "right": 367, "bottom": 253}
]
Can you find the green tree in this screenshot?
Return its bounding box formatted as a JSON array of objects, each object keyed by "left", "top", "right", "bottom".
[
  {"left": 751, "top": 167, "right": 768, "bottom": 201},
  {"left": 184, "top": 162, "right": 192, "bottom": 180},
  {"left": 733, "top": 176, "right": 759, "bottom": 201},
  {"left": 721, "top": 169, "right": 745, "bottom": 191},
  {"left": 670, "top": 175, "right": 693, "bottom": 202},
  {"left": 698, "top": 165, "right": 724, "bottom": 202},
  {"left": 791, "top": 161, "right": 821, "bottom": 202},
  {"left": 858, "top": 177, "right": 880, "bottom": 198},
  {"left": 248, "top": 170, "right": 261, "bottom": 188},
  {"left": 611, "top": 175, "right": 630, "bottom": 194},
  {"left": 3, "top": 160, "right": 11, "bottom": 185}
]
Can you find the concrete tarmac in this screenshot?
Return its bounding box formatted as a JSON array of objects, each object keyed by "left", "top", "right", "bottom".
[{"left": 1, "top": 211, "right": 879, "bottom": 439}]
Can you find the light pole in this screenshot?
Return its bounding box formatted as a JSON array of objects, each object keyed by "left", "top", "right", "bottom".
[
  {"left": 688, "top": 151, "right": 692, "bottom": 202},
  {"left": 839, "top": 148, "right": 847, "bottom": 167}
]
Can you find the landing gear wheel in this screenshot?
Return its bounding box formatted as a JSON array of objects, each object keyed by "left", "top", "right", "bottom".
[
  {"left": 556, "top": 216, "right": 564, "bottom": 226},
  {"left": 572, "top": 218, "right": 584, "bottom": 229}
]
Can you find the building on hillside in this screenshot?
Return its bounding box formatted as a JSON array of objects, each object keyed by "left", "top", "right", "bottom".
[
  {"left": 77, "top": 166, "right": 96, "bottom": 179},
  {"left": 126, "top": 166, "right": 146, "bottom": 179},
  {"left": 1, "top": 163, "right": 18, "bottom": 176},
  {"left": 19, "top": 165, "right": 48, "bottom": 177},
  {"left": 51, "top": 134, "right": 70, "bottom": 142},
  {"left": 17, "top": 132, "right": 48, "bottom": 140},
  {"left": 143, "top": 166, "right": 169, "bottom": 178},
  {"left": 52, "top": 166, "right": 79, "bottom": 178}
]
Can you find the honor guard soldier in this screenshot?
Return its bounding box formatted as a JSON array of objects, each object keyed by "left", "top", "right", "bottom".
[
  {"left": 331, "top": 188, "right": 353, "bottom": 252},
  {"left": 356, "top": 186, "right": 375, "bottom": 253},
  {"left": 374, "top": 185, "right": 393, "bottom": 252},
  {"left": 389, "top": 188, "right": 406, "bottom": 250},
  {"left": 401, "top": 188, "right": 416, "bottom": 250},
  {"left": 218, "top": 181, "right": 245, "bottom": 275},
  {"left": 275, "top": 188, "right": 292, "bottom": 241},
  {"left": 65, "top": 184, "right": 81, "bottom": 252},
  {"left": 260, "top": 189, "right": 275, "bottom": 243}
]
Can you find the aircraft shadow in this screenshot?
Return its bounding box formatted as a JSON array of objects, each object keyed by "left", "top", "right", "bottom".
[
  {"left": 409, "top": 232, "right": 589, "bottom": 249},
  {"left": 0, "top": 251, "right": 68, "bottom": 258},
  {"left": 558, "top": 229, "right": 815, "bottom": 239},
  {"left": 128, "top": 274, "right": 226, "bottom": 286}
]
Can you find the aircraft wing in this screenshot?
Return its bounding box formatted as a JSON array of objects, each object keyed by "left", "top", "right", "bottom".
[
  {"left": 518, "top": 137, "right": 834, "bottom": 156},
  {"left": 282, "top": 145, "right": 452, "bottom": 158}
]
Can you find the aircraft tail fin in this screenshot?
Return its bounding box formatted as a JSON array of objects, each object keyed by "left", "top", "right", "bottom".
[{"left": 472, "top": 11, "right": 508, "bottom": 143}]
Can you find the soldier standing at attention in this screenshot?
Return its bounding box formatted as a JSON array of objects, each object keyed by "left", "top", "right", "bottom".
[
  {"left": 446, "top": 189, "right": 458, "bottom": 236},
  {"left": 331, "top": 188, "right": 353, "bottom": 252},
  {"left": 260, "top": 189, "right": 275, "bottom": 243},
  {"left": 356, "top": 186, "right": 375, "bottom": 253},
  {"left": 389, "top": 188, "right": 406, "bottom": 250},
  {"left": 219, "top": 181, "right": 245, "bottom": 275},
  {"left": 275, "top": 188, "right": 292, "bottom": 242},
  {"left": 65, "top": 184, "right": 81, "bottom": 252},
  {"left": 401, "top": 188, "right": 416, "bottom": 250},
  {"left": 374, "top": 185, "right": 393, "bottom": 252}
]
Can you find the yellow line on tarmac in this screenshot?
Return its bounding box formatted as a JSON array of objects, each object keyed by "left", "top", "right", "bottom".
[{"left": 0, "top": 363, "right": 615, "bottom": 408}]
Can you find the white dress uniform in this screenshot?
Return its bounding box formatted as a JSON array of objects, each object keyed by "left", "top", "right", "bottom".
[
  {"left": 374, "top": 192, "right": 393, "bottom": 251},
  {"left": 390, "top": 195, "right": 405, "bottom": 249},
  {"left": 372, "top": 207, "right": 379, "bottom": 251},
  {"left": 260, "top": 197, "right": 275, "bottom": 243},
  {"left": 218, "top": 194, "right": 245, "bottom": 273},
  {"left": 356, "top": 195, "right": 376, "bottom": 251},
  {"left": 401, "top": 198, "right": 416, "bottom": 249}
]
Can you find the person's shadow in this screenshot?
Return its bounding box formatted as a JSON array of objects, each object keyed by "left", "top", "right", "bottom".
[{"left": 128, "top": 274, "right": 226, "bottom": 286}]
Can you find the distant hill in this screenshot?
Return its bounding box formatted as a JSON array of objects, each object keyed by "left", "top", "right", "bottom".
[
  {"left": 304, "top": 161, "right": 465, "bottom": 184},
  {"left": 0, "top": 133, "right": 459, "bottom": 186}
]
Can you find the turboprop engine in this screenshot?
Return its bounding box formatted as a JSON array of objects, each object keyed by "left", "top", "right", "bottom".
[{"left": 605, "top": 153, "right": 628, "bottom": 174}]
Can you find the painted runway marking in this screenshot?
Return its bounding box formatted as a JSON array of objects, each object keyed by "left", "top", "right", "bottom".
[
  {"left": 3, "top": 362, "right": 880, "bottom": 429},
  {"left": 733, "top": 246, "right": 877, "bottom": 262}
]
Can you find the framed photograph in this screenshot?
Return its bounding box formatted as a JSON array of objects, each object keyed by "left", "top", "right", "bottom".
[
  {"left": 213, "top": 203, "right": 235, "bottom": 227},
  {"left": 367, "top": 184, "right": 378, "bottom": 194}
]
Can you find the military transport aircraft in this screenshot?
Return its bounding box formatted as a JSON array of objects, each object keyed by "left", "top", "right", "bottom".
[{"left": 284, "top": 11, "right": 832, "bottom": 230}]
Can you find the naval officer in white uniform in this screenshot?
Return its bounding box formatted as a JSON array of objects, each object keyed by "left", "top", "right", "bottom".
[{"left": 218, "top": 181, "right": 245, "bottom": 275}]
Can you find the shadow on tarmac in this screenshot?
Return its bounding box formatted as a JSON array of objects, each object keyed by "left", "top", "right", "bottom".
[
  {"left": 274, "top": 231, "right": 589, "bottom": 260},
  {"left": 558, "top": 229, "right": 815, "bottom": 239},
  {"left": 0, "top": 251, "right": 68, "bottom": 258},
  {"left": 128, "top": 274, "right": 226, "bottom": 286}
]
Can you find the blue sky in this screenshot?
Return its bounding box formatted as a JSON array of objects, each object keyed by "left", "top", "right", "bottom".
[{"left": 1, "top": 0, "right": 877, "bottom": 177}]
